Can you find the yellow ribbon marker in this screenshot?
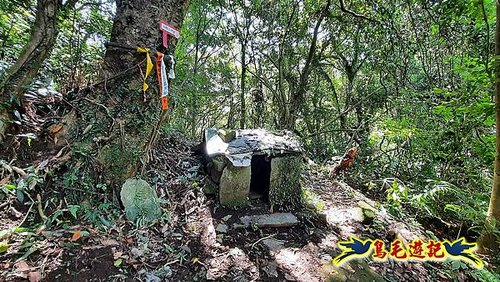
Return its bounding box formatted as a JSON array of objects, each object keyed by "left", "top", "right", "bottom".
[{"left": 136, "top": 47, "right": 153, "bottom": 95}]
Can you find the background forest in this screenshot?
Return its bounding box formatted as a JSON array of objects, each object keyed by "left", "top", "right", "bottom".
[{"left": 1, "top": 0, "right": 500, "bottom": 280}]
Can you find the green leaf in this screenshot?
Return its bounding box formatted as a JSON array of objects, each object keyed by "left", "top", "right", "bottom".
[
  {"left": 79, "top": 230, "right": 90, "bottom": 237},
  {"left": 3, "top": 184, "right": 16, "bottom": 190},
  {"left": 16, "top": 189, "right": 24, "bottom": 202},
  {"left": 114, "top": 258, "right": 123, "bottom": 267},
  {"left": 0, "top": 242, "right": 8, "bottom": 253},
  {"left": 68, "top": 205, "right": 80, "bottom": 219}
]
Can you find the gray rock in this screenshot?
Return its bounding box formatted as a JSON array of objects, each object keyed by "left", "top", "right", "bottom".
[
  {"left": 203, "top": 179, "right": 217, "bottom": 195},
  {"left": 219, "top": 165, "right": 251, "bottom": 207},
  {"left": 205, "top": 128, "right": 303, "bottom": 165},
  {"left": 262, "top": 261, "right": 279, "bottom": 277},
  {"left": 239, "top": 213, "right": 299, "bottom": 228},
  {"left": 120, "top": 178, "right": 161, "bottom": 223},
  {"left": 269, "top": 156, "right": 303, "bottom": 207},
  {"left": 215, "top": 223, "right": 228, "bottom": 233},
  {"left": 261, "top": 238, "right": 285, "bottom": 251},
  {"left": 145, "top": 272, "right": 161, "bottom": 282},
  {"left": 358, "top": 201, "right": 377, "bottom": 222},
  {"left": 218, "top": 129, "right": 236, "bottom": 143},
  {"left": 131, "top": 247, "right": 144, "bottom": 258}
]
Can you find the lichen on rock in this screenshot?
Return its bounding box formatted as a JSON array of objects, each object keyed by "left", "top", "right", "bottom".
[
  {"left": 269, "top": 155, "right": 303, "bottom": 208},
  {"left": 219, "top": 164, "right": 251, "bottom": 207},
  {"left": 120, "top": 178, "right": 162, "bottom": 224}
]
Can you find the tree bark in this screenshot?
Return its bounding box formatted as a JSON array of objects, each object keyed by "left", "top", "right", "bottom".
[
  {"left": 0, "top": 0, "right": 60, "bottom": 140},
  {"left": 479, "top": 0, "right": 500, "bottom": 253},
  {"left": 283, "top": 0, "right": 330, "bottom": 130},
  {"left": 240, "top": 40, "right": 246, "bottom": 129},
  {"left": 68, "top": 0, "right": 190, "bottom": 185}
]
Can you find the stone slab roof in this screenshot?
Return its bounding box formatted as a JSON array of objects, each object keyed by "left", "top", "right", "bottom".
[{"left": 205, "top": 128, "right": 302, "bottom": 167}]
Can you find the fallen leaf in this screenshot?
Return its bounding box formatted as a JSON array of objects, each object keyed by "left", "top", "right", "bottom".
[
  {"left": 10, "top": 207, "right": 23, "bottom": 218},
  {"left": 0, "top": 230, "right": 12, "bottom": 240},
  {"left": 0, "top": 177, "right": 10, "bottom": 185},
  {"left": 100, "top": 239, "right": 119, "bottom": 246},
  {"left": 114, "top": 258, "right": 123, "bottom": 267},
  {"left": 15, "top": 261, "right": 31, "bottom": 272},
  {"left": 36, "top": 225, "right": 46, "bottom": 235},
  {"left": 71, "top": 230, "right": 81, "bottom": 241},
  {"left": 80, "top": 230, "right": 90, "bottom": 237},
  {"left": 49, "top": 124, "right": 63, "bottom": 134},
  {"left": 28, "top": 271, "right": 42, "bottom": 282},
  {"left": 130, "top": 247, "right": 143, "bottom": 258},
  {"left": 82, "top": 245, "right": 103, "bottom": 250},
  {"left": 113, "top": 251, "right": 123, "bottom": 260}
]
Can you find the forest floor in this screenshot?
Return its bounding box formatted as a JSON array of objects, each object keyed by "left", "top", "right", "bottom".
[{"left": 0, "top": 133, "right": 493, "bottom": 281}]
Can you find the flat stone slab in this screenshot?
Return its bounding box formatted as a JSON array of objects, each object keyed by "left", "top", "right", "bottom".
[
  {"left": 239, "top": 213, "right": 299, "bottom": 228},
  {"left": 261, "top": 238, "right": 285, "bottom": 251}
]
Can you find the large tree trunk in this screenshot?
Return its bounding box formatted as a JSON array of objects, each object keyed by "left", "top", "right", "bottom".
[
  {"left": 68, "top": 0, "right": 190, "bottom": 185},
  {"left": 102, "top": 0, "right": 189, "bottom": 76},
  {"left": 0, "top": 0, "right": 59, "bottom": 140},
  {"left": 480, "top": 0, "right": 500, "bottom": 253},
  {"left": 281, "top": 0, "right": 330, "bottom": 130},
  {"left": 239, "top": 41, "right": 246, "bottom": 129}
]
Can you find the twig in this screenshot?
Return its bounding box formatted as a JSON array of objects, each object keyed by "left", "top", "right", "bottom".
[
  {"left": 18, "top": 202, "right": 34, "bottom": 228},
  {"left": 0, "top": 201, "right": 9, "bottom": 210},
  {"left": 165, "top": 259, "right": 179, "bottom": 265},
  {"left": 338, "top": 0, "right": 377, "bottom": 22},
  {"left": 456, "top": 222, "right": 462, "bottom": 240},
  {"left": 251, "top": 233, "right": 278, "bottom": 249},
  {"left": 82, "top": 97, "right": 115, "bottom": 134},
  {"left": 37, "top": 194, "right": 47, "bottom": 221},
  {"left": 83, "top": 63, "right": 142, "bottom": 90},
  {"left": 11, "top": 166, "right": 27, "bottom": 176}
]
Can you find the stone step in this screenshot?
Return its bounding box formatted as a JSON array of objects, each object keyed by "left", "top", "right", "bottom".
[{"left": 238, "top": 213, "right": 299, "bottom": 228}]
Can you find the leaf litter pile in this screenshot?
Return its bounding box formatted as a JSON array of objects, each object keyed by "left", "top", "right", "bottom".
[
  {"left": 0, "top": 132, "right": 208, "bottom": 281},
  {"left": 0, "top": 130, "right": 489, "bottom": 281}
]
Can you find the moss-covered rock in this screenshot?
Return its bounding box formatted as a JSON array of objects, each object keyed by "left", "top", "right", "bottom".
[
  {"left": 218, "top": 129, "right": 236, "bottom": 142},
  {"left": 358, "top": 201, "right": 377, "bottom": 224},
  {"left": 99, "top": 144, "right": 141, "bottom": 184},
  {"left": 203, "top": 178, "right": 217, "bottom": 195},
  {"left": 120, "top": 178, "right": 161, "bottom": 224},
  {"left": 219, "top": 164, "right": 251, "bottom": 207},
  {"left": 269, "top": 155, "right": 303, "bottom": 208},
  {"left": 209, "top": 155, "right": 226, "bottom": 183},
  {"left": 323, "top": 260, "right": 385, "bottom": 282}
]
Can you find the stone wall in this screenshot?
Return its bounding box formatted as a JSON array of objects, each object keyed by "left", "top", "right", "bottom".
[
  {"left": 219, "top": 163, "right": 251, "bottom": 207},
  {"left": 212, "top": 154, "right": 303, "bottom": 209},
  {"left": 269, "top": 155, "right": 303, "bottom": 208}
]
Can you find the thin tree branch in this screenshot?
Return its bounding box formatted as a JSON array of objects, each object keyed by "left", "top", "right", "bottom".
[{"left": 338, "top": 0, "right": 377, "bottom": 22}]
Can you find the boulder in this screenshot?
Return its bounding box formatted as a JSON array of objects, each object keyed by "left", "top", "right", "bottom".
[{"left": 120, "top": 178, "right": 162, "bottom": 223}]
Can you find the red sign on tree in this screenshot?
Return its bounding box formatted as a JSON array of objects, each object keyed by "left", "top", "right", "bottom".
[{"left": 160, "top": 20, "right": 180, "bottom": 48}]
